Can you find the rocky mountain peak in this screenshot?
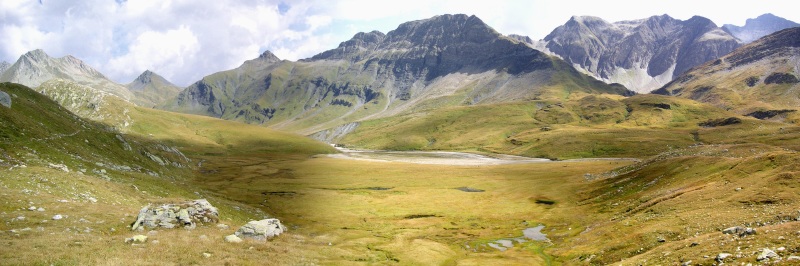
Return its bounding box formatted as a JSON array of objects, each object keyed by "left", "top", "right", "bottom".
[
  {"left": 22, "top": 49, "right": 50, "bottom": 62},
  {"left": 131, "top": 70, "right": 159, "bottom": 87},
  {"left": 382, "top": 14, "right": 497, "bottom": 48},
  {"left": 309, "top": 14, "right": 503, "bottom": 62},
  {"left": 126, "top": 69, "right": 181, "bottom": 106},
  {"left": 507, "top": 34, "right": 533, "bottom": 44},
  {"left": 566, "top": 16, "right": 608, "bottom": 28},
  {"left": 723, "top": 13, "right": 800, "bottom": 43},
  {"left": 257, "top": 50, "right": 281, "bottom": 63},
  {"left": 1, "top": 49, "right": 133, "bottom": 102}
]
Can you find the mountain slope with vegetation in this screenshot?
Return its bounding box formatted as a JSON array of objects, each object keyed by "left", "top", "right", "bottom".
[
  {"left": 162, "top": 14, "right": 632, "bottom": 134},
  {"left": 0, "top": 82, "right": 335, "bottom": 264},
  {"left": 655, "top": 27, "right": 800, "bottom": 121},
  {"left": 125, "top": 70, "right": 183, "bottom": 107}
]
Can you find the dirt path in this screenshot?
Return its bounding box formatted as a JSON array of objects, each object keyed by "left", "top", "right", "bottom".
[{"left": 327, "top": 148, "right": 638, "bottom": 166}]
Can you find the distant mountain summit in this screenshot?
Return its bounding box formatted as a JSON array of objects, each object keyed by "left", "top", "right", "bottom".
[
  {"left": 655, "top": 27, "right": 800, "bottom": 116},
  {"left": 164, "top": 14, "right": 630, "bottom": 133},
  {"left": 125, "top": 70, "right": 182, "bottom": 107},
  {"left": 539, "top": 14, "right": 741, "bottom": 93},
  {"left": 0, "top": 49, "right": 133, "bottom": 100},
  {"left": 723, "top": 13, "right": 800, "bottom": 43},
  {"left": 307, "top": 14, "right": 556, "bottom": 78}
]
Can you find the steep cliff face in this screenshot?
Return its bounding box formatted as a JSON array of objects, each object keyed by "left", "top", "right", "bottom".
[
  {"left": 542, "top": 15, "right": 741, "bottom": 93},
  {"left": 655, "top": 27, "right": 800, "bottom": 116},
  {"left": 723, "top": 13, "right": 800, "bottom": 43},
  {"left": 164, "top": 14, "right": 631, "bottom": 133}
]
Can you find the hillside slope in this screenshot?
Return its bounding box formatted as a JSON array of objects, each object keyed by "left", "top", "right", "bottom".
[
  {"left": 0, "top": 82, "right": 335, "bottom": 264},
  {"left": 654, "top": 27, "right": 800, "bottom": 121}
]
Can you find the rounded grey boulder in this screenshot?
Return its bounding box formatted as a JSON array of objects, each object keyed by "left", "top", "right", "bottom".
[
  {"left": 234, "top": 218, "right": 286, "bottom": 241},
  {"left": 0, "top": 90, "right": 11, "bottom": 108}
]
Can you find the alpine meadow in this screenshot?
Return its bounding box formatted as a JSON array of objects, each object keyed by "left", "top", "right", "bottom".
[{"left": 3, "top": 3, "right": 800, "bottom": 265}]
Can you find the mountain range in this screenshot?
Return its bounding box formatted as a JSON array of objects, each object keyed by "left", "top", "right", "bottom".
[
  {"left": 0, "top": 50, "right": 176, "bottom": 107},
  {"left": 519, "top": 15, "right": 741, "bottom": 93},
  {"left": 162, "top": 14, "right": 630, "bottom": 134},
  {"left": 0, "top": 13, "right": 797, "bottom": 137},
  {"left": 5, "top": 11, "right": 800, "bottom": 266}
]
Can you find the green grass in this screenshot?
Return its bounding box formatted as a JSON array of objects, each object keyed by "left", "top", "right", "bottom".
[
  {"left": 6, "top": 80, "right": 800, "bottom": 265},
  {"left": 340, "top": 94, "right": 736, "bottom": 159}
]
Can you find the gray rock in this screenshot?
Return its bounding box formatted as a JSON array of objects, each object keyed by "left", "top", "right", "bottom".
[
  {"left": 130, "top": 199, "right": 218, "bottom": 231},
  {"left": 52, "top": 214, "right": 63, "bottom": 220},
  {"left": 716, "top": 253, "right": 732, "bottom": 262},
  {"left": 722, "top": 226, "right": 756, "bottom": 237},
  {"left": 224, "top": 234, "right": 243, "bottom": 243},
  {"left": 234, "top": 218, "right": 286, "bottom": 241},
  {"left": 125, "top": 235, "right": 148, "bottom": 244},
  {"left": 788, "top": 255, "right": 800, "bottom": 261},
  {"left": 202, "top": 252, "right": 212, "bottom": 258},
  {"left": 0, "top": 90, "right": 11, "bottom": 108},
  {"left": 757, "top": 248, "right": 779, "bottom": 261}
]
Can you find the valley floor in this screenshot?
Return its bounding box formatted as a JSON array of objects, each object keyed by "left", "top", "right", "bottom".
[{"left": 189, "top": 153, "right": 631, "bottom": 265}]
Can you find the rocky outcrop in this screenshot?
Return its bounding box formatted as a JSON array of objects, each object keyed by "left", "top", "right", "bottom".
[
  {"left": 234, "top": 218, "right": 286, "bottom": 241},
  {"left": 0, "top": 90, "right": 10, "bottom": 108},
  {"left": 542, "top": 15, "right": 741, "bottom": 93},
  {"left": 130, "top": 199, "right": 219, "bottom": 230},
  {"left": 723, "top": 13, "right": 800, "bottom": 43},
  {"left": 699, "top": 117, "right": 742, "bottom": 127},
  {"left": 310, "top": 122, "right": 360, "bottom": 143},
  {"left": 722, "top": 226, "right": 756, "bottom": 237}
]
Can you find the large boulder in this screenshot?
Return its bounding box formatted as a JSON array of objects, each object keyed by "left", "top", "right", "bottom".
[
  {"left": 757, "top": 248, "right": 779, "bottom": 261},
  {"left": 0, "top": 90, "right": 11, "bottom": 108},
  {"left": 234, "top": 218, "right": 286, "bottom": 241},
  {"left": 130, "top": 199, "right": 219, "bottom": 230},
  {"left": 722, "top": 226, "right": 756, "bottom": 237}
]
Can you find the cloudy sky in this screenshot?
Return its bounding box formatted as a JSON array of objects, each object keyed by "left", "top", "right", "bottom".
[{"left": 2, "top": 0, "right": 797, "bottom": 86}]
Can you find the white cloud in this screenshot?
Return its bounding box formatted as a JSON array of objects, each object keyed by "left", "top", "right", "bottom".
[{"left": 105, "top": 25, "right": 200, "bottom": 82}]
